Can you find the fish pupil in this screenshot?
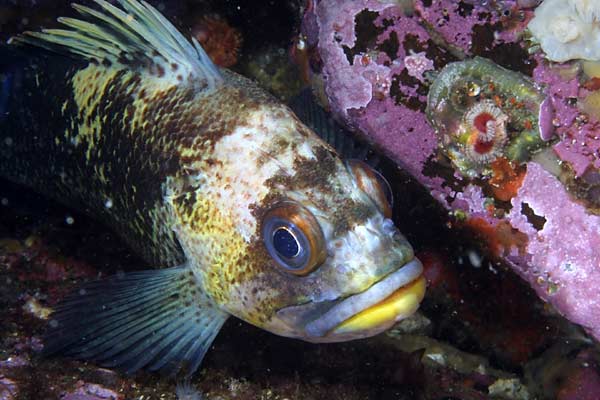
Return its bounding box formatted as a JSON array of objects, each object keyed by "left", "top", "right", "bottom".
[{"left": 273, "top": 227, "right": 300, "bottom": 258}]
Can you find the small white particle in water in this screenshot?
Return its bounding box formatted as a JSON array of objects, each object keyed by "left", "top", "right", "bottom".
[
  {"left": 79, "top": 288, "right": 87, "bottom": 296},
  {"left": 21, "top": 17, "right": 29, "bottom": 26},
  {"left": 65, "top": 216, "right": 74, "bottom": 225},
  {"left": 49, "top": 319, "right": 59, "bottom": 328},
  {"left": 4, "top": 137, "right": 13, "bottom": 146},
  {"left": 105, "top": 198, "right": 113, "bottom": 209},
  {"left": 467, "top": 250, "right": 482, "bottom": 268},
  {"left": 1, "top": 198, "right": 8, "bottom": 206}
]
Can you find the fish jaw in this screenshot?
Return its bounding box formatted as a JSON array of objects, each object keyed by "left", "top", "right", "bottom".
[
  {"left": 326, "top": 270, "right": 425, "bottom": 338},
  {"left": 272, "top": 257, "right": 425, "bottom": 343}
]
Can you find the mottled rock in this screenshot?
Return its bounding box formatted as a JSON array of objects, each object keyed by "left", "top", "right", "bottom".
[{"left": 302, "top": 0, "right": 600, "bottom": 342}]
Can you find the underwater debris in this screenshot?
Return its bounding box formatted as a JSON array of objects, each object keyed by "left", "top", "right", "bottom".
[
  {"left": 426, "top": 57, "right": 551, "bottom": 178},
  {"left": 527, "top": 0, "right": 600, "bottom": 62},
  {"left": 22, "top": 296, "right": 52, "bottom": 320},
  {"left": 488, "top": 378, "right": 530, "bottom": 400}
]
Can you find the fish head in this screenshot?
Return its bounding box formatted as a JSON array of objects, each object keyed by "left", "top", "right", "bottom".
[
  {"left": 257, "top": 197, "right": 426, "bottom": 343},
  {"left": 252, "top": 154, "right": 426, "bottom": 343},
  {"left": 173, "top": 103, "right": 425, "bottom": 343}
]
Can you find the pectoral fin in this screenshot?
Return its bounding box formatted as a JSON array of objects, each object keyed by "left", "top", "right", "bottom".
[{"left": 44, "top": 266, "right": 228, "bottom": 377}]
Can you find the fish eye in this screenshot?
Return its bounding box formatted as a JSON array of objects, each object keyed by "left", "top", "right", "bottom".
[
  {"left": 346, "top": 159, "right": 393, "bottom": 218},
  {"left": 262, "top": 202, "right": 326, "bottom": 276}
]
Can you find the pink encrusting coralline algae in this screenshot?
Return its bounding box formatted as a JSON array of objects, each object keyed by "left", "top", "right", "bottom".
[
  {"left": 302, "top": 0, "right": 453, "bottom": 201},
  {"left": 302, "top": 0, "right": 600, "bottom": 340},
  {"left": 507, "top": 162, "right": 600, "bottom": 339}
]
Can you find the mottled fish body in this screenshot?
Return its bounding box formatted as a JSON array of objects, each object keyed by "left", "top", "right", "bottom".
[
  {"left": 0, "top": 48, "right": 280, "bottom": 267},
  {"left": 1, "top": 0, "right": 426, "bottom": 377}
]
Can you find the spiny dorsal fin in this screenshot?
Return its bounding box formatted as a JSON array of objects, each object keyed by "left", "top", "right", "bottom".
[{"left": 8, "top": 0, "right": 222, "bottom": 90}]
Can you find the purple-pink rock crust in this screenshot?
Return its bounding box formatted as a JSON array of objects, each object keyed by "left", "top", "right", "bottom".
[{"left": 303, "top": 0, "right": 600, "bottom": 339}]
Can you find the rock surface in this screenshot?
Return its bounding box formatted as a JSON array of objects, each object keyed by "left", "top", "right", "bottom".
[{"left": 301, "top": 0, "right": 600, "bottom": 342}]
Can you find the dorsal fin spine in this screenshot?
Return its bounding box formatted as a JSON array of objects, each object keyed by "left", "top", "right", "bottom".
[
  {"left": 72, "top": 4, "right": 145, "bottom": 50},
  {"left": 9, "top": 0, "right": 223, "bottom": 90},
  {"left": 57, "top": 17, "right": 131, "bottom": 54}
]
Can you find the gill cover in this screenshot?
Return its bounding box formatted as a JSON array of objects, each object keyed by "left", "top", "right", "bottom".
[{"left": 346, "top": 159, "right": 393, "bottom": 218}]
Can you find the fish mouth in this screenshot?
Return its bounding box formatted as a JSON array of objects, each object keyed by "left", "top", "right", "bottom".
[{"left": 304, "top": 258, "right": 425, "bottom": 340}]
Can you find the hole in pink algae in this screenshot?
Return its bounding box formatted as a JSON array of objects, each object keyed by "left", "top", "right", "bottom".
[
  {"left": 521, "top": 202, "right": 546, "bottom": 230},
  {"left": 342, "top": 9, "right": 383, "bottom": 65}
]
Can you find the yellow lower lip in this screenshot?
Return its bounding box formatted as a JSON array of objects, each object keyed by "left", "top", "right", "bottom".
[{"left": 332, "top": 275, "right": 426, "bottom": 334}]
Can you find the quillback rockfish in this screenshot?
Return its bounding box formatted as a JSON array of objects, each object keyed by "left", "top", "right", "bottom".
[{"left": 0, "top": 0, "right": 425, "bottom": 376}]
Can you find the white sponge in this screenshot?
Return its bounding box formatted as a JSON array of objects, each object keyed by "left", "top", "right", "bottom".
[{"left": 528, "top": 0, "right": 600, "bottom": 62}]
